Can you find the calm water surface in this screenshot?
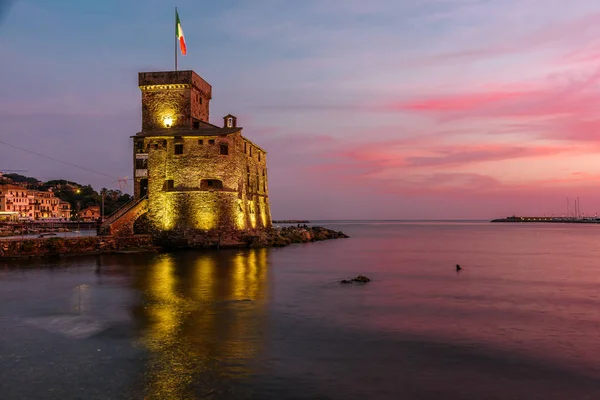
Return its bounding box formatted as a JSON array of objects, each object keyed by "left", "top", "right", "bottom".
[{"left": 2, "top": 221, "right": 600, "bottom": 399}]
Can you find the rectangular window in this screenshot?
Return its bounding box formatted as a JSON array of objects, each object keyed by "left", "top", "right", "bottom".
[
  {"left": 207, "top": 180, "right": 213, "bottom": 187},
  {"left": 165, "top": 180, "right": 174, "bottom": 190},
  {"left": 135, "top": 158, "right": 147, "bottom": 169},
  {"left": 174, "top": 144, "right": 183, "bottom": 155},
  {"left": 249, "top": 147, "right": 253, "bottom": 157},
  {"left": 153, "top": 143, "right": 159, "bottom": 150},
  {"left": 198, "top": 139, "right": 203, "bottom": 145},
  {"left": 258, "top": 152, "right": 261, "bottom": 161},
  {"left": 220, "top": 144, "right": 229, "bottom": 155},
  {"left": 193, "top": 121, "right": 200, "bottom": 129},
  {"left": 244, "top": 142, "right": 247, "bottom": 153},
  {"left": 209, "top": 139, "right": 215, "bottom": 145}
]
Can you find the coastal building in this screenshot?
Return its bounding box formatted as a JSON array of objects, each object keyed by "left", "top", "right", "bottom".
[
  {"left": 102, "top": 69, "right": 272, "bottom": 236},
  {"left": 78, "top": 206, "right": 100, "bottom": 222},
  {"left": 59, "top": 200, "right": 72, "bottom": 219},
  {"left": 28, "top": 190, "right": 63, "bottom": 220},
  {"left": 0, "top": 184, "right": 72, "bottom": 220},
  {"left": 0, "top": 185, "right": 30, "bottom": 218}
]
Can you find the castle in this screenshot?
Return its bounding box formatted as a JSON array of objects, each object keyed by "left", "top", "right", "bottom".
[{"left": 102, "top": 70, "right": 272, "bottom": 237}]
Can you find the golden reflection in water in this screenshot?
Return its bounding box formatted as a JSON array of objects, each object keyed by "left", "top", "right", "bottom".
[{"left": 136, "top": 249, "right": 269, "bottom": 399}]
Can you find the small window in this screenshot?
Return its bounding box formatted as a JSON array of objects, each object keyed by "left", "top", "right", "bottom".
[
  {"left": 174, "top": 144, "right": 183, "bottom": 155},
  {"left": 198, "top": 139, "right": 203, "bottom": 145},
  {"left": 227, "top": 117, "right": 233, "bottom": 128},
  {"left": 249, "top": 147, "right": 253, "bottom": 157},
  {"left": 200, "top": 179, "right": 223, "bottom": 190},
  {"left": 244, "top": 142, "right": 247, "bottom": 153},
  {"left": 258, "top": 152, "right": 261, "bottom": 161},
  {"left": 220, "top": 144, "right": 229, "bottom": 155},
  {"left": 209, "top": 139, "right": 215, "bottom": 145},
  {"left": 193, "top": 121, "right": 200, "bottom": 129},
  {"left": 165, "top": 180, "right": 174, "bottom": 190},
  {"left": 199, "top": 97, "right": 203, "bottom": 104},
  {"left": 153, "top": 143, "right": 159, "bottom": 150},
  {"left": 135, "top": 158, "right": 147, "bottom": 169}
]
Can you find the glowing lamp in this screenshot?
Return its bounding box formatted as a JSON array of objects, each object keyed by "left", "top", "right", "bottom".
[{"left": 163, "top": 116, "right": 173, "bottom": 128}]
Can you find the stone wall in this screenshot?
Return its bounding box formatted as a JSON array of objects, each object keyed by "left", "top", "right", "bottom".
[
  {"left": 139, "top": 71, "right": 212, "bottom": 130},
  {"left": 141, "top": 130, "right": 271, "bottom": 234},
  {"left": 104, "top": 198, "right": 149, "bottom": 237},
  {"left": 126, "top": 69, "right": 272, "bottom": 243},
  {"left": 0, "top": 235, "right": 154, "bottom": 259}
]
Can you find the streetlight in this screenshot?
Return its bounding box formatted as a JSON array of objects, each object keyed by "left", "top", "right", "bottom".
[{"left": 101, "top": 189, "right": 106, "bottom": 222}]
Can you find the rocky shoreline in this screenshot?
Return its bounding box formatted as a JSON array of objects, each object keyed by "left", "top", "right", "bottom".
[
  {"left": 155, "top": 226, "right": 349, "bottom": 249},
  {"left": 0, "top": 226, "right": 349, "bottom": 259},
  {"left": 244, "top": 226, "right": 349, "bottom": 247}
]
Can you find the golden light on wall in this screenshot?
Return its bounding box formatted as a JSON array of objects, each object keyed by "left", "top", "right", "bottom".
[
  {"left": 161, "top": 194, "right": 177, "bottom": 230},
  {"left": 235, "top": 200, "right": 246, "bottom": 230},
  {"left": 163, "top": 115, "right": 173, "bottom": 128},
  {"left": 260, "top": 198, "right": 267, "bottom": 227},
  {"left": 249, "top": 200, "right": 257, "bottom": 229},
  {"left": 195, "top": 206, "right": 217, "bottom": 231}
]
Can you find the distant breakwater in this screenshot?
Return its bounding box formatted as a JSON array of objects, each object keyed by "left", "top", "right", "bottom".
[
  {"left": 491, "top": 216, "right": 600, "bottom": 223},
  {"left": 0, "top": 226, "right": 349, "bottom": 259}
]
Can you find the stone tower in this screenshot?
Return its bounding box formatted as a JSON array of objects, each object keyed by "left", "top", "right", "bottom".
[
  {"left": 133, "top": 70, "right": 272, "bottom": 234},
  {"left": 101, "top": 70, "right": 272, "bottom": 237}
]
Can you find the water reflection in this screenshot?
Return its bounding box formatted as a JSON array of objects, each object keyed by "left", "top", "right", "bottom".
[
  {"left": 130, "top": 249, "right": 270, "bottom": 399},
  {"left": 71, "top": 284, "right": 92, "bottom": 314}
]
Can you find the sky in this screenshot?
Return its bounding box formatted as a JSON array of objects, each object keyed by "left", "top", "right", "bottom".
[{"left": 2, "top": 0, "right": 600, "bottom": 219}]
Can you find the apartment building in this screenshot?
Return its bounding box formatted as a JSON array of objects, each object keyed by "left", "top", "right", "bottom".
[{"left": 0, "top": 184, "right": 71, "bottom": 220}]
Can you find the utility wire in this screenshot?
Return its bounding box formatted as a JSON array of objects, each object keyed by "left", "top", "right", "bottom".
[{"left": 0, "top": 139, "right": 118, "bottom": 180}]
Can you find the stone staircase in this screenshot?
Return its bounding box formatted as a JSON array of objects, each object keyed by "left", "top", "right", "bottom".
[{"left": 99, "top": 195, "right": 148, "bottom": 236}]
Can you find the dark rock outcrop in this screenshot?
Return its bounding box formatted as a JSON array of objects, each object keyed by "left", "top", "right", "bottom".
[
  {"left": 340, "top": 275, "right": 371, "bottom": 284},
  {"left": 153, "top": 226, "right": 349, "bottom": 249}
]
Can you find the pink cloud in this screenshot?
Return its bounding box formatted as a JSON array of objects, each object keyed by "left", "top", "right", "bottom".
[{"left": 390, "top": 90, "right": 532, "bottom": 113}]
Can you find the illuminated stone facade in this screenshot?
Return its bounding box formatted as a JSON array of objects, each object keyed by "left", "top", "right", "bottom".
[{"left": 132, "top": 70, "right": 271, "bottom": 236}]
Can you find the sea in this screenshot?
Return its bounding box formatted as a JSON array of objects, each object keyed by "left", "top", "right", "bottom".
[{"left": 1, "top": 221, "right": 600, "bottom": 399}]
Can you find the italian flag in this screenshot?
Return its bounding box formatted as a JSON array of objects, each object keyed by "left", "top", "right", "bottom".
[{"left": 176, "top": 10, "right": 186, "bottom": 55}]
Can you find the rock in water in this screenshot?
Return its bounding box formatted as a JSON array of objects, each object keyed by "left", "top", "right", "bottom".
[
  {"left": 340, "top": 275, "right": 371, "bottom": 284},
  {"left": 352, "top": 275, "right": 371, "bottom": 283}
]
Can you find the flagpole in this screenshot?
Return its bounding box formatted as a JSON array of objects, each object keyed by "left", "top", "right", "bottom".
[{"left": 175, "top": 7, "right": 178, "bottom": 71}]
